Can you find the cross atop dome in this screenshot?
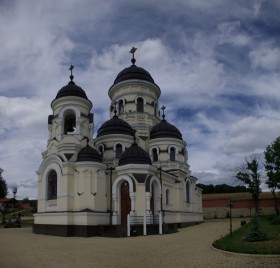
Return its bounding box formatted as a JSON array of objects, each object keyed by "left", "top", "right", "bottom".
[
  {"left": 161, "top": 105, "right": 166, "bottom": 120},
  {"left": 69, "top": 65, "right": 74, "bottom": 81},
  {"left": 130, "top": 47, "right": 137, "bottom": 65}
]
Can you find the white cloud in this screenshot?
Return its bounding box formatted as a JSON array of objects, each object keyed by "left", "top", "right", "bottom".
[
  {"left": 222, "top": 116, "right": 280, "bottom": 154},
  {"left": 253, "top": 0, "right": 266, "bottom": 17},
  {"left": 0, "top": 0, "right": 280, "bottom": 198},
  {"left": 249, "top": 45, "right": 280, "bottom": 71}
]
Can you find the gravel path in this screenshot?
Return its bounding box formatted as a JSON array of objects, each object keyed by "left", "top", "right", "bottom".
[{"left": 0, "top": 219, "right": 279, "bottom": 268}]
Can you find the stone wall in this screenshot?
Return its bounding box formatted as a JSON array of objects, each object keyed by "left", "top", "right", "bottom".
[{"left": 203, "top": 197, "right": 279, "bottom": 219}]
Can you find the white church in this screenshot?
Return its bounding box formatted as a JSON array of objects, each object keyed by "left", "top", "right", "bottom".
[{"left": 33, "top": 48, "right": 203, "bottom": 237}]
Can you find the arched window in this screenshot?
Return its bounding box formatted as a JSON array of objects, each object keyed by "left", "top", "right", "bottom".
[
  {"left": 137, "top": 97, "right": 144, "bottom": 112},
  {"left": 152, "top": 148, "right": 158, "bottom": 162},
  {"left": 115, "top": 144, "right": 123, "bottom": 159},
  {"left": 154, "top": 102, "right": 158, "bottom": 116},
  {"left": 47, "top": 170, "right": 57, "bottom": 200},
  {"left": 98, "top": 145, "right": 104, "bottom": 159},
  {"left": 186, "top": 181, "right": 191, "bottom": 203},
  {"left": 118, "top": 99, "right": 124, "bottom": 114},
  {"left": 170, "top": 147, "right": 176, "bottom": 161},
  {"left": 166, "top": 189, "right": 170, "bottom": 205},
  {"left": 64, "top": 112, "right": 76, "bottom": 134}
]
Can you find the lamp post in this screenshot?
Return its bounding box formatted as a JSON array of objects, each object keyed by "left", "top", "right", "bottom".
[
  {"left": 108, "top": 167, "right": 115, "bottom": 225},
  {"left": 226, "top": 200, "right": 234, "bottom": 236}
]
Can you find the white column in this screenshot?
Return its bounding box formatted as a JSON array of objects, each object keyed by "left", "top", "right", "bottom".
[
  {"left": 112, "top": 194, "right": 118, "bottom": 225},
  {"left": 127, "top": 214, "right": 130, "bottom": 237},
  {"left": 130, "top": 192, "right": 136, "bottom": 212},
  {"left": 159, "top": 211, "right": 163, "bottom": 235},
  {"left": 143, "top": 213, "right": 147, "bottom": 236},
  {"left": 145, "top": 192, "right": 151, "bottom": 211}
]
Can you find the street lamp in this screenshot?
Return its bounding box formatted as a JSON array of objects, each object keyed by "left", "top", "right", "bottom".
[{"left": 226, "top": 200, "right": 234, "bottom": 236}]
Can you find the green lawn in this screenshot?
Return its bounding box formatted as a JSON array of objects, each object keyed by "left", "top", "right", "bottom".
[{"left": 213, "top": 216, "right": 280, "bottom": 255}]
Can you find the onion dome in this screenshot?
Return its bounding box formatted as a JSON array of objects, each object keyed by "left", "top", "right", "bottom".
[
  {"left": 55, "top": 65, "right": 88, "bottom": 100},
  {"left": 118, "top": 142, "right": 152, "bottom": 166},
  {"left": 97, "top": 114, "right": 134, "bottom": 137},
  {"left": 150, "top": 106, "right": 182, "bottom": 140},
  {"left": 150, "top": 119, "right": 182, "bottom": 140},
  {"left": 112, "top": 47, "right": 155, "bottom": 85},
  {"left": 113, "top": 65, "right": 155, "bottom": 85},
  {"left": 77, "top": 144, "right": 102, "bottom": 162}
]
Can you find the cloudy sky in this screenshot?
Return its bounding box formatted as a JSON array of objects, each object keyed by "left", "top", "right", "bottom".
[{"left": 0, "top": 0, "right": 279, "bottom": 199}]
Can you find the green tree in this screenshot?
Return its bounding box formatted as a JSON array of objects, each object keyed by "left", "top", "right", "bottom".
[
  {"left": 22, "top": 197, "right": 30, "bottom": 203},
  {"left": 235, "top": 154, "right": 262, "bottom": 215},
  {"left": 0, "top": 168, "right": 8, "bottom": 198},
  {"left": 264, "top": 136, "right": 280, "bottom": 214}
]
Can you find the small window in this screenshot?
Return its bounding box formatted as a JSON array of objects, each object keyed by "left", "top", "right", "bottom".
[
  {"left": 115, "top": 144, "right": 123, "bottom": 159},
  {"left": 118, "top": 99, "right": 124, "bottom": 114},
  {"left": 154, "top": 102, "right": 158, "bottom": 116},
  {"left": 186, "top": 181, "right": 190, "bottom": 203},
  {"left": 47, "top": 170, "right": 57, "bottom": 200},
  {"left": 137, "top": 97, "right": 144, "bottom": 112},
  {"left": 152, "top": 148, "right": 158, "bottom": 162},
  {"left": 166, "top": 189, "right": 170, "bottom": 205},
  {"left": 98, "top": 145, "right": 104, "bottom": 159},
  {"left": 170, "top": 147, "right": 176, "bottom": 161}
]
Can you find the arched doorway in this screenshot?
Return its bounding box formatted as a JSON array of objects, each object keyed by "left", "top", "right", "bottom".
[
  {"left": 121, "top": 181, "right": 131, "bottom": 225},
  {"left": 148, "top": 177, "right": 161, "bottom": 223}
]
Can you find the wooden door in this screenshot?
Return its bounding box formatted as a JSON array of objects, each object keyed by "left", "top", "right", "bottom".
[{"left": 121, "top": 181, "right": 131, "bottom": 225}]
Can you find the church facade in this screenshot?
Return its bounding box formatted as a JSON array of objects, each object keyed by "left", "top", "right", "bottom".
[{"left": 33, "top": 49, "right": 203, "bottom": 237}]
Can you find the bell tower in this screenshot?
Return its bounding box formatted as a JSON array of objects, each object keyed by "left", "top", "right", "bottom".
[{"left": 48, "top": 66, "right": 93, "bottom": 144}]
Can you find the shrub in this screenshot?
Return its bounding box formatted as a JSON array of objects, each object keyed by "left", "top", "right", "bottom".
[{"left": 244, "top": 217, "right": 268, "bottom": 242}]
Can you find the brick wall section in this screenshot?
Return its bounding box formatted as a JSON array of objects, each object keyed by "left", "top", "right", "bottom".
[{"left": 203, "top": 197, "right": 280, "bottom": 219}]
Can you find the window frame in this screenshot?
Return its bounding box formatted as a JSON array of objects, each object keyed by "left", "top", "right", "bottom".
[
  {"left": 136, "top": 97, "right": 144, "bottom": 112},
  {"left": 47, "top": 170, "right": 57, "bottom": 200}
]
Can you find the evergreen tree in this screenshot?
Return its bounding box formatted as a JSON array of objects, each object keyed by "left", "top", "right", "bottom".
[
  {"left": 0, "top": 168, "right": 8, "bottom": 198},
  {"left": 264, "top": 136, "right": 280, "bottom": 214}
]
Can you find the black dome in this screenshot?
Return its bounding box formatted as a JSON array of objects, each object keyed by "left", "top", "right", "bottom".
[
  {"left": 55, "top": 81, "right": 88, "bottom": 100},
  {"left": 119, "top": 142, "right": 152, "bottom": 166},
  {"left": 113, "top": 65, "right": 155, "bottom": 85},
  {"left": 77, "top": 145, "right": 102, "bottom": 162},
  {"left": 97, "top": 115, "right": 134, "bottom": 137},
  {"left": 150, "top": 119, "right": 182, "bottom": 140}
]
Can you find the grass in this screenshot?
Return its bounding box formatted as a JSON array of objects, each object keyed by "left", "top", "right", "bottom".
[{"left": 213, "top": 215, "right": 280, "bottom": 255}]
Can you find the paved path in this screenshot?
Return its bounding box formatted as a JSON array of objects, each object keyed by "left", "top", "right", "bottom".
[{"left": 0, "top": 219, "right": 279, "bottom": 268}]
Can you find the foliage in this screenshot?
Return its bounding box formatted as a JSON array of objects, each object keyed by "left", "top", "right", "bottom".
[
  {"left": 22, "top": 197, "right": 30, "bottom": 203},
  {"left": 234, "top": 154, "right": 262, "bottom": 214},
  {"left": 264, "top": 136, "right": 280, "bottom": 214},
  {"left": 196, "top": 183, "right": 248, "bottom": 194},
  {"left": 213, "top": 216, "right": 280, "bottom": 254},
  {"left": 0, "top": 169, "right": 8, "bottom": 198},
  {"left": 244, "top": 217, "right": 268, "bottom": 242}
]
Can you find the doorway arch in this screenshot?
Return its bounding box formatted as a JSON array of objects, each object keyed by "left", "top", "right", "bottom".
[{"left": 112, "top": 175, "right": 135, "bottom": 225}]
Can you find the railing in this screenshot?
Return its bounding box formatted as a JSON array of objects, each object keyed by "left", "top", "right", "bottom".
[{"left": 127, "top": 212, "right": 163, "bottom": 237}]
